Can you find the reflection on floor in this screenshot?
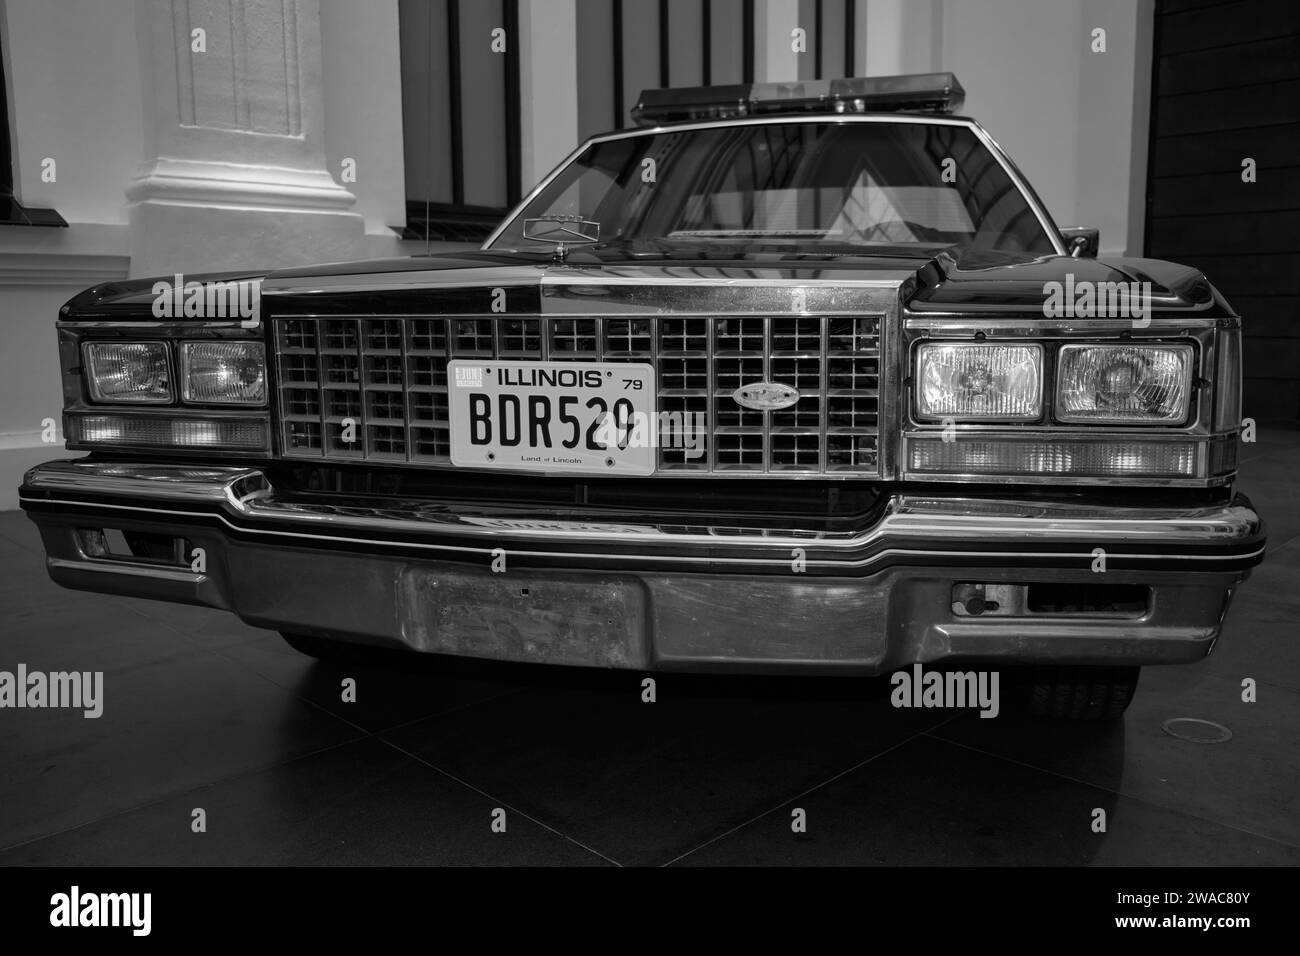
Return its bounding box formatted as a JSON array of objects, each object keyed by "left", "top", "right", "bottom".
[{"left": 1, "top": 426, "right": 1298, "bottom": 866}]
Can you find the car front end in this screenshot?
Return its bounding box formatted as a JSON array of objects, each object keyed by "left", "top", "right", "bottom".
[{"left": 18, "top": 74, "right": 1265, "bottom": 718}]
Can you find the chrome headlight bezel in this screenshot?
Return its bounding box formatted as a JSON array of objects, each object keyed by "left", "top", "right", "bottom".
[
  {"left": 82, "top": 341, "right": 174, "bottom": 405},
  {"left": 1054, "top": 342, "right": 1195, "bottom": 426},
  {"left": 913, "top": 341, "right": 1044, "bottom": 422}
]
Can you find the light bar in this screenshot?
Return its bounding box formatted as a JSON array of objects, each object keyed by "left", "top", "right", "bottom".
[{"left": 632, "top": 73, "right": 965, "bottom": 126}]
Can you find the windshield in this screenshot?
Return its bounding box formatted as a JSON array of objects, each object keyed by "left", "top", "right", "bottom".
[{"left": 488, "top": 120, "right": 1057, "bottom": 255}]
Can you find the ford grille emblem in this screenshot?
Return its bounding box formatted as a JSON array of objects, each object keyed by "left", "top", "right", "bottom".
[{"left": 732, "top": 382, "right": 800, "bottom": 411}]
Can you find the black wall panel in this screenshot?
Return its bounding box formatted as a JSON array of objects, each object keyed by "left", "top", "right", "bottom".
[{"left": 1146, "top": 0, "right": 1300, "bottom": 420}]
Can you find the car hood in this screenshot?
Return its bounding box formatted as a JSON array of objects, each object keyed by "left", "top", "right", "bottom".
[
  {"left": 59, "top": 246, "right": 1230, "bottom": 319},
  {"left": 908, "top": 248, "right": 1222, "bottom": 314}
]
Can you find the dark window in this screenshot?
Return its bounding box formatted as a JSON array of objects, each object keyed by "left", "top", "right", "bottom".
[
  {"left": 576, "top": 0, "right": 862, "bottom": 140},
  {"left": 577, "top": 0, "right": 756, "bottom": 140},
  {"left": 796, "top": 0, "right": 858, "bottom": 81},
  {"left": 398, "top": 0, "right": 521, "bottom": 243}
]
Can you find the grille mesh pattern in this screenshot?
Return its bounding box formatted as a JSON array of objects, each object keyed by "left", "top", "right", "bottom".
[{"left": 274, "top": 315, "right": 880, "bottom": 475}]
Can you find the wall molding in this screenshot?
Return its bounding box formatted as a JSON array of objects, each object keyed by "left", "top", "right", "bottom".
[
  {"left": 126, "top": 156, "right": 357, "bottom": 212},
  {"left": 0, "top": 250, "right": 130, "bottom": 287},
  {"left": 0, "top": 429, "right": 51, "bottom": 451}
]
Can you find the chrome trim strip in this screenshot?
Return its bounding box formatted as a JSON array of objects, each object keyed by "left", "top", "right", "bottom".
[
  {"left": 21, "top": 461, "right": 1263, "bottom": 556},
  {"left": 25, "top": 496, "right": 1268, "bottom": 570},
  {"left": 22, "top": 463, "right": 267, "bottom": 501},
  {"left": 57, "top": 320, "right": 265, "bottom": 332},
  {"left": 966, "top": 121, "right": 1068, "bottom": 257},
  {"left": 261, "top": 265, "right": 547, "bottom": 297},
  {"left": 904, "top": 316, "right": 1226, "bottom": 332},
  {"left": 48, "top": 556, "right": 204, "bottom": 584},
  {"left": 263, "top": 271, "right": 917, "bottom": 303},
  {"left": 546, "top": 274, "right": 913, "bottom": 289}
]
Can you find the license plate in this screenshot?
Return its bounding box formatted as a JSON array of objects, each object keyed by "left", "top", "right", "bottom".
[{"left": 448, "top": 360, "right": 656, "bottom": 476}]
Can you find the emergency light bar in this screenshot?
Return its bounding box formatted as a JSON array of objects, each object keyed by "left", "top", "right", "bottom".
[{"left": 632, "top": 73, "right": 965, "bottom": 127}]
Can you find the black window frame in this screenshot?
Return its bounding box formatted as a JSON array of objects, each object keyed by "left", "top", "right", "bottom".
[
  {"left": 0, "top": 40, "right": 66, "bottom": 227},
  {"left": 398, "top": 0, "right": 522, "bottom": 244}
]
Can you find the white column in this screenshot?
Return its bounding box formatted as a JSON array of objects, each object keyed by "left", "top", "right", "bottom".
[
  {"left": 519, "top": 0, "right": 579, "bottom": 190},
  {"left": 755, "top": 0, "right": 800, "bottom": 83},
  {"left": 863, "top": 0, "right": 904, "bottom": 75},
  {"left": 127, "top": 0, "right": 363, "bottom": 276},
  {"left": 1075, "top": 0, "right": 1155, "bottom": 256},
  {"left": 319, "top": 0, "right": 407, "bottom": 242},
  {"left": 863, "top": 0, "right": 942, "bottom": 75}
]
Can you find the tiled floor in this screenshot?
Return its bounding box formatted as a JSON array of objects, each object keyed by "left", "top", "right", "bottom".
[{"left": 2, "top": 429, "right": 1297, "bottom": 866}]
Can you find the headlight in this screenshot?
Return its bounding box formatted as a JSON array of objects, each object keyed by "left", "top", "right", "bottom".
[
  {"left": 180, "top": 342, "right": 266, "bottom": 405},
  {"left": 1056, "top": 344, "right": 1193, "bottom": 424},
  {"left": 915, "top": 343, "right": 1042, "bottom": 421},
  {"left": 83, "top": 342, "right": 172, "bottom": 403}
]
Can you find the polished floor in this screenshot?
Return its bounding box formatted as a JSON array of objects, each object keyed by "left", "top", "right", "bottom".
[{"left": 2, "top": 430, "right": 1298, "bottom": 866}]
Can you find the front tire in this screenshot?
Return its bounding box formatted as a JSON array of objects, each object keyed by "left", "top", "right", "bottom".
[{"left": 1027, "top": 665, "right": 1141, "bottom": 720}]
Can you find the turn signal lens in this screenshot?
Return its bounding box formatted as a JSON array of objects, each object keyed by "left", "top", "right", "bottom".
[
  {"left": 908, "top": 437, "right": 1198, "bottom": 479},
  {"left": 66, "top": 413, "right": 268, "bottom": 450}
]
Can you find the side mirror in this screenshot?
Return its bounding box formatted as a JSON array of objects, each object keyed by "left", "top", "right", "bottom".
[{"left": 1059, "top": 226, "right": 1099, "bottom": 259}]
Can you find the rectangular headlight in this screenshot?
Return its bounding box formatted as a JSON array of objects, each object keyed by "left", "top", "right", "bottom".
[
  {"left": 915, "top": 343, "right": 1043, "bottom": 421},
  {"left": 1056, "top": 344, "right": 1193, "bottom": 424},
  {"left": 83, "top": 342, "right": 172, "bottom": 404},
  {"left": 181, "top": 342, "right": 266, "bottom": 405}
]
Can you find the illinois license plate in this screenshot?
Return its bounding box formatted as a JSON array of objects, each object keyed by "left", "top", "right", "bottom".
[{"left": 448, "top": 360, "right": 656, "bottom": 476}]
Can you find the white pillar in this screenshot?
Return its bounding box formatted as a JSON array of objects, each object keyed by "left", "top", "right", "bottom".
[
  {"left": 519, "top": 0, "right": 579, "bottom": 190},
  {"left": 755, "top": 0, "right": 800, "bottom": 82},
  {"left": 864, "top": 0, "right": 905, "bottom": 75},
  {"left": 127, "top": 0, "right": 363, "bottom": 277},
  {"left": 863, "top": 0, "right": 943, "bottom": 75}
]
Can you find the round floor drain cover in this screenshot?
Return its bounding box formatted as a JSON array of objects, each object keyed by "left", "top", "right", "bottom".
[{"left": 1161, "top": 717, "right": 1232, "bottom": 743}]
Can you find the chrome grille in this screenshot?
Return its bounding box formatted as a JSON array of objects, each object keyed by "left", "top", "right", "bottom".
[{"left": 274, "top": 315, "right": 880, "bottom": 475}]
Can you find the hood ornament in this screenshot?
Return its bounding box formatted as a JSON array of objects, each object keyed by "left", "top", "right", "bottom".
[{"left": 522, "top": 215, "right": 601, "bottom": 261}]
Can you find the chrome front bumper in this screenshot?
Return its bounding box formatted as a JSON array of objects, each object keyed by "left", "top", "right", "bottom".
[{"left": 19, "top": 460, "right": 1266, "bottom": 674}]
